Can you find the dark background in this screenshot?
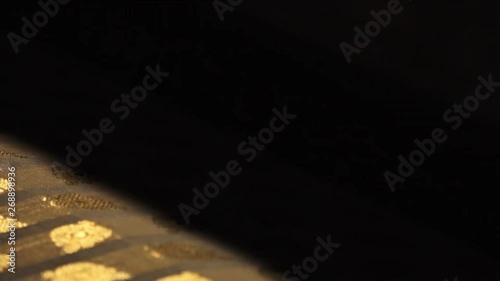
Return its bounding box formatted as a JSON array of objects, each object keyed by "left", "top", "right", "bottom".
[{"left": 2, "top": 0, "right": 500, "bottom": 280}]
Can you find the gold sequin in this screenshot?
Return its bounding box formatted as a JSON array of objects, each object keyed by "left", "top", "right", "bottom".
[
  {"left": 0, "top": 215, "right": 28, "bottom": 233},
  {"left": 157, "top": 271, "right": 214, "bottom": 281},
  {"left": 49, "top": 220, "right": 112, "bottom": 254},
  {"left": 44, "top": 193, "right": 124, "bottom": 210},
  {"left": 0, "top": 178, "right": 8, "bottom": 194},
  {"left": 0, "top": 255, "right": 9, "bottom": 272},
  {"left": 0, "top": 150, "right": 28, "bottom": 158},
  {"left": 41, "top": 262, "right": 131, "bottom": 281}
]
